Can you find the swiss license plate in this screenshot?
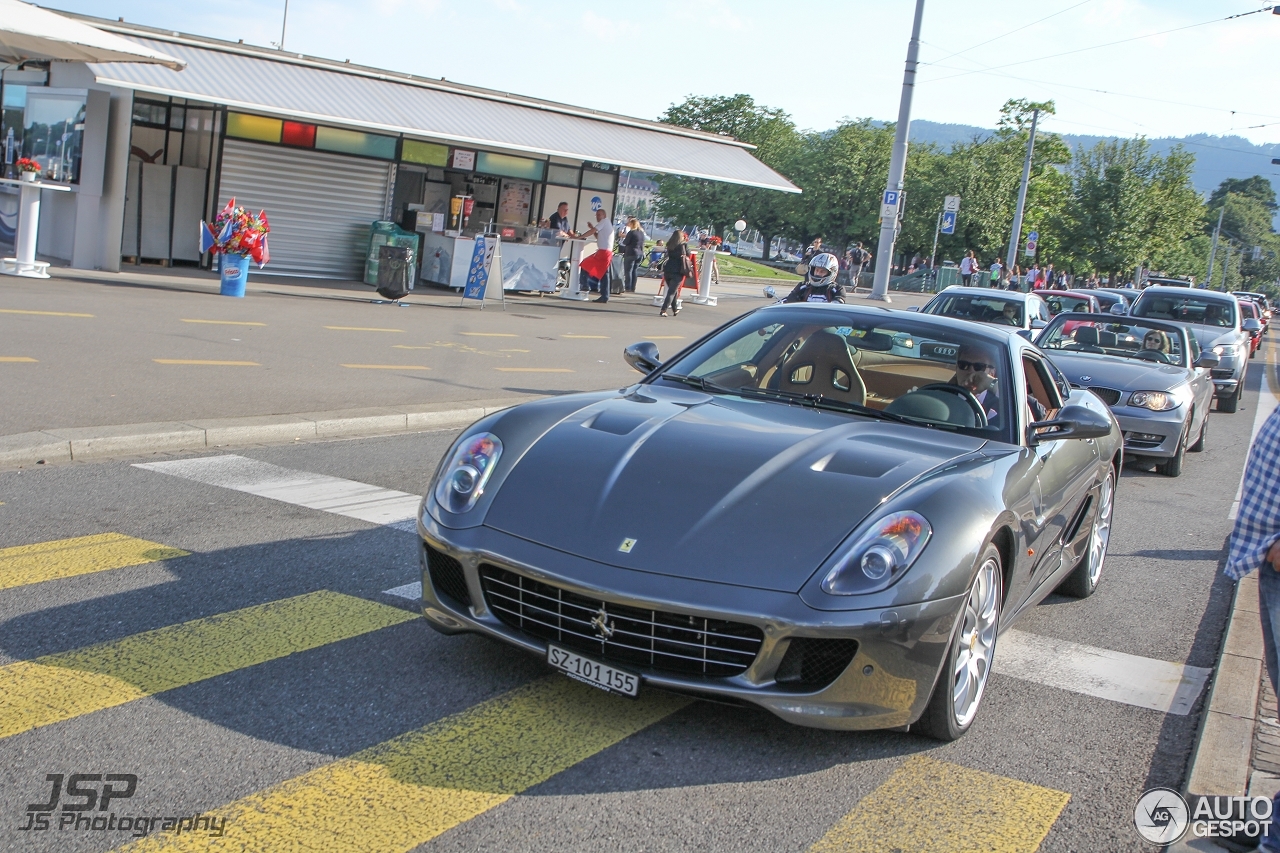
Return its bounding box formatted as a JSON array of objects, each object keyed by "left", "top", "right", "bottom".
[{"left": 547, "top": 644, "right": 640, "bottom": 697}]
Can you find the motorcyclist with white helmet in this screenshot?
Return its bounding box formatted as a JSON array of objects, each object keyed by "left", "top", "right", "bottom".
[{"left": 782, "top": 252, "right": 845, "bottom": 303}]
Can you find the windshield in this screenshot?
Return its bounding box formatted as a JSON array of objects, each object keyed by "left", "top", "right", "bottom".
[
  {"left": 1045, "top": 294, "right": 1094, "bottom": 316},
  {"left": 924, "top": 293, "right": 1024, "bottom": 327},
  {"left": 1038, "top": 317, "right": 1187, "bottom": 367},
  {"left": 657, "top": 307, "right": 1013, "bottom": 440},
  {"left": 1131, "top": 293, "right": 1237, "bottom": 328}
]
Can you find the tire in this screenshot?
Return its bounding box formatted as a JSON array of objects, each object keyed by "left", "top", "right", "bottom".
[
  {"left": 914, "top": 544, "right": 1002, "bottom": 741},
  {"left": 1218, "top": 384, "right": 1240, "bottom": 414},
  {"left": 1057, "top": 468, "right": 1115, "bottom": 598},
  {"left": 1189, "top": 413, "right": 1208, "bottom": 452},
  {"left": 1158, "top": 425, "right": 1187, "bottom": 477}
]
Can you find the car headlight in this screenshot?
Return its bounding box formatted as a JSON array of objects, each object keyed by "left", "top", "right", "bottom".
[
  {"left": 1213, "top": 344, "right": 1241, "bottom": 358},
  {"left": 1128, "top": 390, "right": 1180, "bottom": 411},
  {"left": 821, "top": 511, "right": 932, "bottom": 595},
  {"left": 434, "top": 433, "right": 502, "bottom": 514}
]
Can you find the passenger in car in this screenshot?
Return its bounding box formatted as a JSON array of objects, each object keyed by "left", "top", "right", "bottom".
[{"left": 953, "top": 343, "right": 1002, "bottom": 426}]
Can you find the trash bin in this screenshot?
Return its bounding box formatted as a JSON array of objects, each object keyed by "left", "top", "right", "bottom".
[{"left": 376, "top": 245, "right": 414, "bottom": 300}]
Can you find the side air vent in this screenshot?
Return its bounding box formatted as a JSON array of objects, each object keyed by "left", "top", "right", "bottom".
[
  {"left": 424, "top": 543, "right": 470, "bottom": 607},
  {"left": 775, "top": 638, "right": 859, "bottom": 690}
]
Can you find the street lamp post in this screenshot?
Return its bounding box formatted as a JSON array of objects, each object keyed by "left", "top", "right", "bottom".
[
  {"left": 1004, "top": 108, "right": 1039, "bottom": 276},
  {"left": 869, "top": 0, "right": 926, "bottom": 303},
  {"left": 279, "top": 0, "right": 290, "bottom": 50}
]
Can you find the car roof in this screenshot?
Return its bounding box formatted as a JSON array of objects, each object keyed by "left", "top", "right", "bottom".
[
  {"left": 1136, "top": 286, "right": 1235, "bottom": 304},
  {"left": 936, "top": 286, "right": 1037, "bottom": 303}
]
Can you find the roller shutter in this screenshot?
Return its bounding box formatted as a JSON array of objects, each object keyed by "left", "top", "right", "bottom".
[{"left": 217, "top": 139, "right": 392, "bottom": 278}]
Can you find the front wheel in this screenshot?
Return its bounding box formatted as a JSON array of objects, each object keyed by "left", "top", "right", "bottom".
[
  {"left": 1158, "top": 426, "right": 1187, "bottom": 477},
  {"left": 915, "top": 544, "right": 1003, "bottom": 741},
  {"left": 1189, "top": 413, "right": 1208, "bottom": 452},
  {"left": 1057, "top": 468, "right": 1115, "bottom": 598}
]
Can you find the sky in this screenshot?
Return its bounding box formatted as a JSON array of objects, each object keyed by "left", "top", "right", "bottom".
[{"left": 34, "top": 0, "right": 1280, "bottom": 152}]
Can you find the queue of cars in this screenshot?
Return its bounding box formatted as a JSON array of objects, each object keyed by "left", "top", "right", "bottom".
[{"left": 414, "top": 279, "right": 1262, "bottom": 747}]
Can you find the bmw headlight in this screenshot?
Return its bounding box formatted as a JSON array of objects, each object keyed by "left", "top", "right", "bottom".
[
  {"left": 1213, "top": 344, "right": 1241, "bottom": 358},
  {"left": 821, "top": 511, "right": 932, "bottom": 595},
  {"left": 434, "top": 433, "right": 502, "bottom": 514},
  {"left": 1128, "top": 390, "right": 1180, "bottom": 412}
]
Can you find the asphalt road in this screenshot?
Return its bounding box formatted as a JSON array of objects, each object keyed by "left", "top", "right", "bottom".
[
  {"left": 0, "top": 269, "right": 883, "bottom": 436},
  {"left": 0, "top": 323, "right": 1266, "bottom": 853}
]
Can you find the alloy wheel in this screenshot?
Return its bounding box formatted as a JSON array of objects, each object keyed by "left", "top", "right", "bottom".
[
  {"left": 951, "top": 557, "right": 1001, "bottom": 728},
  {"left": 1087, "top": 472, "right": 1115, "bottom": 585}
]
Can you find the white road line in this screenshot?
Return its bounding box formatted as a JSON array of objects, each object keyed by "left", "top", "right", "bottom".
[
  {"left": 135, "top": 455, "right": 421, "bottom": 526},
  {"left": 384, "top": 581, "right": 422, "bottom": 600},
  {"left": 994, "top": 629, "right": 1212, "bottom": 715},
  {"left": 1229, "top": 353, "right": 1278, "bottom": 520}
]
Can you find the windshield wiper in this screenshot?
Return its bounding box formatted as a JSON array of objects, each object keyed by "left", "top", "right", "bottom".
[{"left": 663, "top": 374, "right": 923, "bottom": 426}]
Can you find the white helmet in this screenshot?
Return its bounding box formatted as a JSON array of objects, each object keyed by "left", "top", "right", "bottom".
[{"left": 807, "top": 252, "right": 840, "bottom": 284}]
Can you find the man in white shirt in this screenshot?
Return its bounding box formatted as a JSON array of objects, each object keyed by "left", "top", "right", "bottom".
[
  {"left": 959, "top": 251, "right": 975, "bottom": 286},
  {"left": 580, "top": 208, "right": 616, "bottom": 303}
]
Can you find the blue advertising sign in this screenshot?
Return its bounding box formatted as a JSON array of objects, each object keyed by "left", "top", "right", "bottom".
[
  {"left": 590, "top": 196, "right": 603, "bottom": 212},
  {"left": 462, "top": 236, "right": 494, "bottom": 301},
  {"left": 940, "top": 211, "right": 957, "bottom": 235}
]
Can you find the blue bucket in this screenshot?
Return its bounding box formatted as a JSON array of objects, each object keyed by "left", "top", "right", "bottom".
[{"left": 219, "top": 254, "right": 250, "bottom": 297}]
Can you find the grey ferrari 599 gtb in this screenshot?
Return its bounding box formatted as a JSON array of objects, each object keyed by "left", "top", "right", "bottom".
[{"left": 417, "top": 304, "right": 1121, "bottom": 740}]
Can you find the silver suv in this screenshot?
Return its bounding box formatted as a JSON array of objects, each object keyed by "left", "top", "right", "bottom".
[{"left": 1128, "top": 286, "right": 1262, "bottom": 413}]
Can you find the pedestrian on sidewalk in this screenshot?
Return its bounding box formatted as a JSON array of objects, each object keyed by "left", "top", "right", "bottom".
[
  {"left": 850, "top": 242, "right": 871, "bottom": 288},
  {"left": 660, "top": 231, "right": 689, "bottom": 316},
  {"left": 959, "top": 250, "right": 976, "bottom": 286},
  {"left": 1226, "top": 404, "right": 1280, "bottom": 853},
  {"left": 579, "top": 208, "right": 615, "bottom": 303},
  {"left": 621, "top": 217, "right": 645, "bottom": 293},
  {"left": 988, "top": 259, "right": 1003, "bottom": 289}
]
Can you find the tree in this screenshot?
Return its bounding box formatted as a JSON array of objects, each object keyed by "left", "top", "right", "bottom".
[
  {"left": 654, "top": 95, "right": 801, "bottom": 259},
  {"left": 1207, "top": 178, "right": 1280, "bottom": 291}
]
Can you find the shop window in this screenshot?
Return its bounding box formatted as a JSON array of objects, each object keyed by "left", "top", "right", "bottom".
[
  {"left": 546, "top": 164, "right": 578, "bottom": 186},
  {"left": 2, "top": 88, "right": 88, "bottom": 183},
  {"left": 402, "top": 139, "right": 448, "bottom": 166},
  {"left": 476, "top": 151, "right": 544, "bottom": 181},
  {"left": 581, "top": 169, "right": 615, "bottom": 191},
  {"left": 227, "top": 112, "right": 282, "bottom": 143},
  {"left": 281, "top": 120, "right": 316, "bottom": 148},
  {"left": 131, "top": 100, "right": 168, "bottom": 126},
  {"left": 314, "top": 126, "right": 395, "bottom": 159}
]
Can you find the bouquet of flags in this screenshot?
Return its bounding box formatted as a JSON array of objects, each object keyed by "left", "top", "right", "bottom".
[{"left": 200, "top": 198, "right": 270, "bottom": 267}]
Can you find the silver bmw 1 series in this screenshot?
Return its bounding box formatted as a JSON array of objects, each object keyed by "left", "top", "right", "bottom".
[
  {"left": 1035, "top": 312, "right": 1218, "bottom": 477},
  {"left": 417, "top": 305, "right": 1121, "bottom": 740}
]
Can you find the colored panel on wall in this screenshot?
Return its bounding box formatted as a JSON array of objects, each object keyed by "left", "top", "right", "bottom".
[
  {"left": 581, "top": 169, "right": 615, "bottom": 191},
  {"left": 314, "top": 126, "right": 396, "bottom": 159},
  {"left": 282, "top": 121, "right": 316, "bottom": 148},
  {"left": 226, "top": 113, "right": 282, "bottom": 143},
  {"left": 476, "top": 152, "right": 544, "bottom": 181},
  {"left": 401, "top": 139, "right": 449, "bottom": 166}
]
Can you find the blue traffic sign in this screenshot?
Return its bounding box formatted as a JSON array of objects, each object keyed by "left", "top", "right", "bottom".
[
  {"left": 940, "top": 211, "right": 957, "bottom": 235},
  {"left": 882, "top": 190, "right": 899, "bottom": 206},
  {"left": 1028, "top": 231, "right": 1039, "bottom": 242}
]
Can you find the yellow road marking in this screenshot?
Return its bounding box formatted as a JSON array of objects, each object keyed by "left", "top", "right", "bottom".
[
  {"left": 0, "top": 308, "right": 93, "bottom": 317},
  {"left": 499, "top": 348, "right": 530, "bottom": 352},
  {"left": 181, "top": 319, "right": 266, "bottom": 326},
  {"left": 153, "top": 359, "right": 259, "bottom": 366},
  {"left": 0, "top": 356, "right": 37, "bottom": 362},
  {"left": 495, "top": 367, "right": 574, "bottom": 373},
  {"left": 0, "top": 591, "right": 414, "bottom": 740},
  {"left": 808, "top": 755, "right": 1069, "bottom": 853},
  {"left": 561, "top": 334, "right": 609, "bottom": 339},
  {"left": 0, "top": 533, "right": 187, "bottom": 592},
  {"left": 391, "top": 345, "right": 435, "bottom": 349},
  {"left": 460, "top": 332, "right": 518, "bottom": 337},
  {"left": 341, "top": 364, "right": 431, "bottom": 370},
  {"left": 324, "top": 326, "right": 404, "bottom": 332},
  {"left": 647, "top": 336, "right": 686, "bottom": 340},
  {"left": 119, "top": 677, "right": 687, "bottom": 852}
]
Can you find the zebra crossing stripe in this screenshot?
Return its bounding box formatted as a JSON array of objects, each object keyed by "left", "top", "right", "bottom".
[
  {"left": 0, "top": 533, "right": 188, "bottom": 592},
  {"left": 116, "top": 677, "right": 689, "bottom": 852},
  {"left": 0, "top": 590, "right": 415, "bottom": 740}
]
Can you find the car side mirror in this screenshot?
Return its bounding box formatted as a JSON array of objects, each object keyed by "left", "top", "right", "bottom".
[
  {"left": 1110, "top": 303, "right": 1127, "bottom": 315},
  {"left": 906, "top": 306, "right": 919, "bottom": 312},
  {"left": 623, "top": 341, "right": 662, "bottom": 374},
  {"left": 1194, "top": 352, "right": 1220, "bottom": 369},
  {"left": 1030, "top": 318, "right": 1047, "bottom": 330},
  {"left": 1016, "top": 329, "right": 1034, "bottom": 341},
  {"left": 1028, "top": 404, "right": 1113, "bottom": 444},
  {"left": 795, "top": 263, "right": 809, "bottom": 276},
  {"left": 1243, "top": 318, "right": 1262, "bottom": 332}
]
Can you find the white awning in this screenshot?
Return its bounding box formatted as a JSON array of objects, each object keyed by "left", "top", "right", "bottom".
[
  {"left": 86, "top": 33, "right": 797, "bottom": 193},
  {"left": 0, "top": 1, "right": 184, "bottom": 70}
]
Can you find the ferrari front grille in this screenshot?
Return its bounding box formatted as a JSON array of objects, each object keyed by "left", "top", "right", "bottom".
[
  {"left": 478, "top": 565, "right": 763, "bottom": 678},
  {"left": 424, "top": 544, "right": 470, "bottom": 607},
  {"left": 1087, "top": 386, "right": 1121, "bottom": 407}
]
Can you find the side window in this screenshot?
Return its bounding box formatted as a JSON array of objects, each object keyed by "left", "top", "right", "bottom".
[
  {"left": 1039, "top": 300, "right": 1052, "bottom": 323},
  {"left": 1187, "top": 334, "right": 1200, "bottom": 364},
  {"left": 1021, "top": 354, "right": 1063, "bottom": 418},
  {"left": 1043, "top": 357, "right": 1073, "bottom": 401}
]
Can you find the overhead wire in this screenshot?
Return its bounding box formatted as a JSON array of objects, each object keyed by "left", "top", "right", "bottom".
[{"left": 923, "top": 0, "right": 1095, "bottom": 66}]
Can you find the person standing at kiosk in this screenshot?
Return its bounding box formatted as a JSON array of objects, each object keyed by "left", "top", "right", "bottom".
[{"left": 580, "top": 208, "right": 615, "bottom": 304}]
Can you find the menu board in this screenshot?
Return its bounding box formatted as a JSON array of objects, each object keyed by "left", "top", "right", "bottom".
[{"left": 497, "top": 180, "right": 532, "bottom": 225}]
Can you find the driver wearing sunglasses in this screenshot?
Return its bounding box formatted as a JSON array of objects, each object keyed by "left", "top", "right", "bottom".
[{"left": 952, "top": 343, "right": 1002, "bottom": 426}]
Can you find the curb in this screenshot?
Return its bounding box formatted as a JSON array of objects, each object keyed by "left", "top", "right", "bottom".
[
  {"left": 0, "top": 397, "right": 532, "bottom": 469},
  {"left": 1166, "top": 571, "right": 1264, "bottom": 852}
]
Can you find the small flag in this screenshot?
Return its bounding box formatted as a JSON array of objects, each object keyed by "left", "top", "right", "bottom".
[
  {"left": 199, "top": 221, "right": 216, "bottom": 253},
  {"left": 258, "top": 210, "right": 270, "bottom": 233},
  {"left": 258, "top": 235, "right": 270, "bottom": 267}
]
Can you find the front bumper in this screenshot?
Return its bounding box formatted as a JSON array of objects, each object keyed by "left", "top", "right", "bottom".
[
  {"left": 1211, "top": 355, "right": 1243, "bottom": 396},
  {"left": 1114, "top": 409, "right": 1188, "bottom": 458},
  {"left": 417, "top": 519, "right": 966, "bottom": 731}
]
